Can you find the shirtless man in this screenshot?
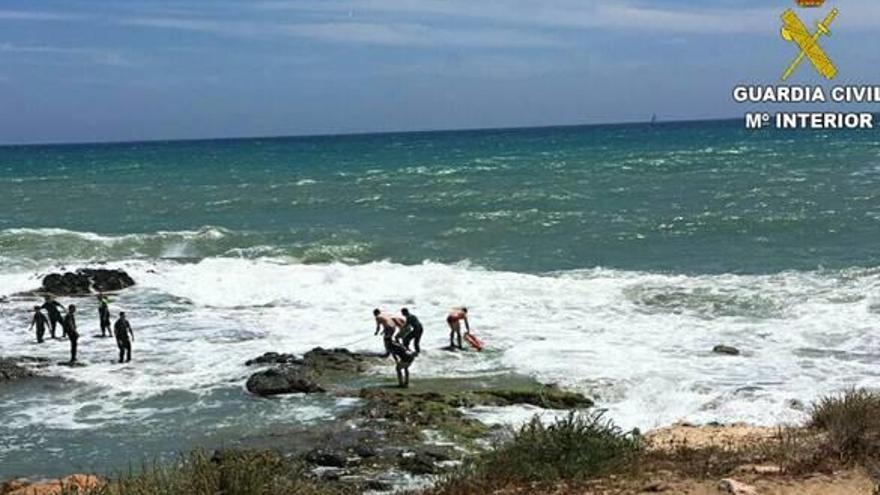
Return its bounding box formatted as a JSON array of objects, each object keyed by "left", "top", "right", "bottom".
[
  {"left": 373, "top": 309, "right": 405, "bottom": 359},
  {"left": 446, "top": 307, "right": 470, "bottom": 350}
]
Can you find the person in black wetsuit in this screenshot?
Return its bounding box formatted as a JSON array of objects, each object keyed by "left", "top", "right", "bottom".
[
  {"left": 28, "top": 306, "right": 49, "bottom": 343},
  {"left": 63, "top": 304, "right": 78, "bottom": 363},
  {"left": 41, "top": 296, "right": 65, "bottom": 339},
  {"left": 388, "top": 341, "right": 415, "bottom": 388},
  {"left": 97, "top": 294, "right": 111, "bottom": 337},
  {"left": 398, "top": 308, "right": 424, "bottom": 354},
  {"left": 114, "top": 312, "right": 134, "bottom": 363}
]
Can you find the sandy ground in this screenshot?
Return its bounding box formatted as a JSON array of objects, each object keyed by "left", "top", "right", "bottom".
[{"left": 628, "top": 423, "right": 877, "bottom": 495}]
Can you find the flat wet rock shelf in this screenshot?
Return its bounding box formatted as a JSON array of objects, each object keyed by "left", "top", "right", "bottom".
[{"left": 243, "top": 347, "right": 595, "bottom": 490}]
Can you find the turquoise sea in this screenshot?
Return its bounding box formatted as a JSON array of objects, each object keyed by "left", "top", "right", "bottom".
[{"left": 2, "top": 120, "right": 880, "bottom": 479}]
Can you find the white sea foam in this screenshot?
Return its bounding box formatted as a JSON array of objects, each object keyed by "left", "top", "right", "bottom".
[{"left": 3, "top": 258, "right": 880, "bottom": 435}]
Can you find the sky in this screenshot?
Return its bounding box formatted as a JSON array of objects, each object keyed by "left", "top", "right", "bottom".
[{"left": 1, "top": 0, "right": 879, "bottom": 144}]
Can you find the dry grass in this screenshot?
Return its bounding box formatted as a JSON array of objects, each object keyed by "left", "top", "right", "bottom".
[{"left": 63, "top": 450, "right": 342, "bottom": 495}]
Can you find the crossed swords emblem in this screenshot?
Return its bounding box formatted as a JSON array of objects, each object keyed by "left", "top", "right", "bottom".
[{"left": 780, "top": 8, "right": 839, "bottom": 81}]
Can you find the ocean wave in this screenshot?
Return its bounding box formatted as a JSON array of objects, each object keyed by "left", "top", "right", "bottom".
[
  {"left": 0, "top": 227, "right": 372, "bottom": 265},
  {"left": 2, "top": 257, "right": 879, "bottom": 443}
]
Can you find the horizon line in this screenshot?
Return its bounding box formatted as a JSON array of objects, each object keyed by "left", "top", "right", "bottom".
[{"left": 0, "top": 115, "right": 744, "bottom": 149}]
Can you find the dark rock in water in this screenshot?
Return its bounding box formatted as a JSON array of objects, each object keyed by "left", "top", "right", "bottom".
[
  {"left": 41, "top": 268, "right": 135, "bottom": 296},
  {"left": 302, "top": 347, "right": 372, "bottom": 373},
  {"left": 713, "top": 345, "right": 741, "bottom": 356},
  {"left": 398, "top": 451, "right": 439, "bottom": 475},
  {"left": 0, "top": 358, "right": 36, "bottom": 382},
  {"left": 305, "top": 449, "right": 349, "bottom": 468},
  {"left": 362, "top": 480, "right": 393, "bottom": 492},
  {"left": 244, "top": 347, "right": 377, "bottom": 396},
  {"left": 244, "top": 352, "right": 303, "bottom": 367},
  {"left": 8, "top": 356, "right": 51, "bottom": 368},
  {"left": 353, "top": 445, "right": 377, "bottom": 459},
  {"left": 245, "top": 366, "right": 325, "bottom": 396},
  {"left": 57, "top": 361, "right": 87, "bottom": 367}
]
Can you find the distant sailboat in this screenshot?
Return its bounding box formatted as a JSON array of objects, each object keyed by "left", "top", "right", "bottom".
[{"left": 650, "top": 113, "right": 658, "bottom": 125}]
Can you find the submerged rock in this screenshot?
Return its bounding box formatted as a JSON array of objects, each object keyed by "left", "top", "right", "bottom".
[
  {"left": 305, "top": 449, "right": 349, "bottom": 468},
  {"left": 245, "top": 366, "right": 325, "bottom": 396},
  {"left": 41, "top": 268, "right": 135, "bottom": 296},
  {"left": 713, "top": 345, "right": 741, "bottom": 356},
  {"left": 398, "top": 451, "right": 439, "bottom": 475},
  {"left": 0, "top": 358, "right": 35, "bottom": 383}
]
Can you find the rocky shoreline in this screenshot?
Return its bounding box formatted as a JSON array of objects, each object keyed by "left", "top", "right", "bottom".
[
  {"left": 6, "top": 342, "right": 874, "bottom": 494},
  {"left": 239, "top": 347, "right": 594, "bottom": 491},
  {"left": 0, "top": 345, "right": 594, "bottom": 493}
]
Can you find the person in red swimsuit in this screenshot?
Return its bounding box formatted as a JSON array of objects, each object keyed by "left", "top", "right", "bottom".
[{"left": 446, "top": 307, "right": 470, "bottom": 350}]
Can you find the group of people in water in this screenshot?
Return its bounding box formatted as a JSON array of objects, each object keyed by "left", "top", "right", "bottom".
[
  {"left": 27, "top": 294, "right": 134, "bottom": 364},
  {"left": 372, "top": 306, "right": 472, "bottom": 387},
  {"left": 24, "top": 297, "right": 472, "bottom": 387}
]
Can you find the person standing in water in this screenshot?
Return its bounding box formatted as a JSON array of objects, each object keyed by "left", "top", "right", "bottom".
[
  {"left": 446, "top": 307, "right": 470, "bottom": 350},
  {"left": 63, "top": 305, "right": 79, "bottom": 363},
  {"left": 114, "top": 312, "right": 134, "bottom": 363},
  {"left": 97, "top": 293, "right": 111, "bottom": 337},
  {"left": 41, "top": 296, "right": 65, "bottom": 339},
  {"left": 28, "top": 306, "right": 49, "bottom": 343},
  {"left": 373, "top": 309, "right": 404, "bottom": 359},
  {"left": 399, "top": 308, "right": 424, "bottom": 354}
]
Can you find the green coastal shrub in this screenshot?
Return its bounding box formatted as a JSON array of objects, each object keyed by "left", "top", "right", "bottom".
[
  {"left": 808, "top": 388, "right": 880, "bottom": 462},
  {"left": 429, "top": 410, "right": 641, "bottom": 493}
]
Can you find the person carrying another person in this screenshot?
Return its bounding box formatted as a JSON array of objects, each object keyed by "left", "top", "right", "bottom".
[
  {"left": 114, "top": 312, "right": 134, "bottom": 363},
  {"left": 28, "top": 306, "right": 49, "bottom": 343},
  {"left": 63, "top": 304, "right": 79, "bottom": 363},
  {"left": 398, "top": 307, "right": 424, "bottom": 354},
  {"left": 41, "top": 296, "right": 65, "bottom": 339},
  {"left": 446, "top": 307, "right": 470, "bottom": 350},
  {"left": 373, "top": 308, "right": 404, "bottom": 359}
]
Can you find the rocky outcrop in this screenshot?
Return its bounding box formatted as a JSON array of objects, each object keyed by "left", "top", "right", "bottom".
[
  {"left": 41, "top": 268, "right": 135, "bottom": 296},
  {"left": 245, "top": 367, "right": 325, "bottom": 396},
  {"left": 713, "top": 345, "right": 741, "bottom": 356},
  {"left": 301, "top": 347, "right": 374, "bottom": 373},
  {"left": 245, "top": 347, "right": 378, "bottom": 397},
  {"left": 1, "top": 474, "right": 102, "bottom": 495},
  {"left": 245, "top": 352, "right": 303, "bottom": 367},
  {"left": 242, "top": 347, "right": 597, "bottom": 487}
]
